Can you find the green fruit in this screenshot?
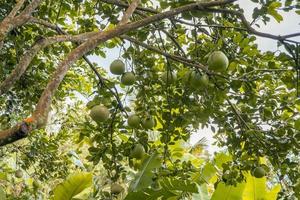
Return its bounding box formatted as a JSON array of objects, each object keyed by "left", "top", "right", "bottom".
[
  {"left": 252, "top": 167, "right": 265, "bottom": 178},
  {"left": 15, "top": 169, "right": 23, "bottom": 178},
  {"left": 33, "top": 180, "right": 41, "bottom": 188},
  {"left": 208, "top": 51, "right": 229, "bottom": 72},
  {"left": 183, "top": 70, "right": 193, "bottom": 84},
  {"left": 199, "top": 74, "right": 209, "bottom": 86},
  {"left": 162, "top": 71, "right": 177, "bottom": 83},
  {"left": 121, "top": 72, "right": 135, "bottom": 85},
  {"left": 142, "top": 116, "right": 155, "bottom": 129},
  {"left": 131, "top": 144, "right": 145, "bottom": 159},
  {"left": 127, "top": 114, "right": 140, "bottom": 128},
  {"left": 110, "top": 59, "right": 125, "bottom": 75},
  {"left": 111, "top": 183, "right": 124, "bottom": 194},
  {"left": 190, "top": 71, "right": 202, "bottom": 88},
  {"left": 90, "top": 105, "right": 110, "bottom": 122}
]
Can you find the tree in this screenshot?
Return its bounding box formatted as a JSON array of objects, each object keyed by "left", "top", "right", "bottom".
[{"left": 0, "top": 0, "right": 299, "bottom": 199}]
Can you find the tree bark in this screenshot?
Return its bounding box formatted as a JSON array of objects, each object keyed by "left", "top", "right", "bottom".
[{"left": 0, "top": 0, "right": 236, "bottom": 146}]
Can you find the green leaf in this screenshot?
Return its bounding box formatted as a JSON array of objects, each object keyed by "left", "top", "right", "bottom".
[
  {"left": 295, "top": 119, "right": 300, "bottom": 130},
  {"left": 192, "top": 184, "right": 209, "bottom": 200},
  {"left": 159, "top": 178, "right": 198, "bottom": 193},
  {"left": 267, "top": 2, "right": 283, "bottom": 23},
  {"left": 129, "top": 153, "right": 161, "bottom": 192},
  {"left": 0, "top": 186, "right": 6, "bottom": 200},
  {"left": 125, "top": 188, "right": 176, "bottom": 200},
  {"left": 126, "top": 178, "right": 197, "bottom": 200},
  {"left": 200, "top": 163, "right": 217, "bottom": 184},
  {"left": 211, "top": 182, "right": 246, "bottom": 200},
  {"left": 243, "top": 173, "right": 280, "bottom": 200},
  {"left": 53, "top": 172, "right": 93, "bottom": 200}
]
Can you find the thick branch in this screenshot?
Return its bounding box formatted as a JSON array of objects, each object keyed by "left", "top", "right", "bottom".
[
  {"left": 118, "top": 0, "right": 140, "bottom": 26},
  {"left": 0, "top": 32, "right": 98, "bottom": 95},
  {"left": 6, "top": 0, "right": 26, "bottom": 18},
  {"left": 0, "top": 0, "right": 235, "bottom": 146},
  {"left": 0, "top": 0, "right": 42, "bottom": 44}
]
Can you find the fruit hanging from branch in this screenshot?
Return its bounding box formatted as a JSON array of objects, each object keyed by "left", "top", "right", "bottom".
[
  {"left": 110, "top": 59, "right": 125, "bottom": 75},
  {"left": 111, "top": 183, "right": 124, "bottom": 194},
  {"left": 208, "top": 51, "right": 229, "bottom": 72},
  {"left": 127, "top": 114, "right": 140, "bottom": 128},
  {"left": 130, "top": 143, "right": 145, "bottom": 159},
  {"left": 142, "top": 116, "right": 155, "bottom": 129},
  {"left": 121, "top": 72, "right": 136, "bottom": 85},
  {"left": 15, "top": 169, "right": 23, "bottom": 178},
  {"left": 90, "top": 105, "right": 110, "bottom": 123},
  {"left": 252, "top": 166, "right": 266, "bottom": 178}
]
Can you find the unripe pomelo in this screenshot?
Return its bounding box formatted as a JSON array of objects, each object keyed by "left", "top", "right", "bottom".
[
  {"left": 111, "top": 183, "right": 124, "bottom": 194},
  {"left": 110, "top": 59, "right": 125, "bottom": 75},
  {"left": 130, "top": 144, "right": 145, "bottom": 159},
  {"left": 127, "top": 114, "right": 140, "bottom": 128},
  {"left": 142, "top": 116, "right": 155, "bottom": 129},
  {"left": 208, "top": 51, "right": 229, "bottom": 72},
  {"left": 252, "top": 167, "right": 265, "bottom": 178},
  {"left": 90, "top": 105, "right": 110, "bottom": 122},
  {"left": 15, "top": 169, "right": 23, "bottom": 178},
  {"left": 121, "top": 72, "right": 135, "bottom": 85}
]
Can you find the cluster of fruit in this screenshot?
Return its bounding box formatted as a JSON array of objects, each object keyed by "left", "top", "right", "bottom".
[
  {"left": 163, "top": 51, "right": 229, "bottom": 87},
  {"left": 110, "top": 59, "right": 135, "bottom": 85}
]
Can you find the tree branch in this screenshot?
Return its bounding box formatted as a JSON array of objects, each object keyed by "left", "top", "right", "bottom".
[
  {"left": 0, "top": 32, "right": 99, "bottom": 95},
  {"left": 6, "top": 0, "right": 26, "bottom": 18},
  {"left": 0, "top": 0, "right": 42, "bottom": 44},
  {"left": 121, "top": 35, "right": 207, "bottom": 71},
  {"left": 118, "top": 0, "right": 140, "bottom": 26},
  {"left": 0, "top": 0, "right": 236, "bottom": 146},
  {"left": 206, "top": 8, "right": 300, "bottom": 41}
]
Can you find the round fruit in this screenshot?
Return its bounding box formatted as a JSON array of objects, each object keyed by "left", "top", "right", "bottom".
[
  {"left": 199, "top": 74, "right": 209, "bottom": 86},
  {"left": 127, "top": 114, "right": 140, "bottom": 128},
  {"left": 15, "top": 169, "right": 23, "bottom": 178},
  {"left": 190, "top": 71, "right": 203, "bottom": 88},
  {"left": 33, "top": 180, "right": 41, "bottom": 188},
  {"left": 131, "top": 144, "right": 145, "bottom": 159},
  {"left": 110, "top": 59, "right": 125, "bottom": 75},
  {"left": 162, "top": 71, "right": 177, "bottom": 83},
  {"left": 121, "top": 72, "right": 135, "bottom": 85},
  {"left": 90, "top": 105, "right": 110, "bottom": 122},
  {"left": 252, "top": 167, "right": 265, "bottom": 178},
  {"left": 111, "top": 183, "right": 124, "bottom": 194},
  {"left": 183, "top": 70, "right": 193, "bottom": 84},
  {"left": 208, "top": 51, "right": 229, "bottom": 72},
  {"left": 142, "top": 116, "right": 155, "bottom": 129}
]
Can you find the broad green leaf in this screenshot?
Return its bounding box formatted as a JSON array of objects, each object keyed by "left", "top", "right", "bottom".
[
  {"left": 200, "top": 163, "right": 217, "bottom": 184},
  {"left": 266, "top": 185, "right": 281, "bottom": 200},
  {"left": 267, "top": 2, "right": 283, "bottom": 23},
  {"left": 295, "top": 119, "right": 300, "bottom": 130},
  {"left": 0, "top": 186, "right": 6, "bottom": 200},
  {"left": 126, "top": 177, "right": 197, "bottom": 200},
  {"left": 243, "top": 173, "right": 280, "bottom": 200},
  {"left": 211, "top": 182, "right": 246, "bottom": 200},
  {"left": 243, "top": 174, "right": 266, "bottom": 200},
  {"left": 214, "top": 153, "right": 232, "bottom": 169},
  {"left": 192, "top": 184, "right": 209, "bottom": 200},
  {"left": 159, "top": 178, "right": 198, "bottom": 193},
  {"left": 129, "top": 153, "right": 161, "bottom": 192},
  {"left": 125, "top": 188, "right": 176, "bottom": 200},
  {"left": 53, "top": 172, "right": 93, "bottom": 200}
]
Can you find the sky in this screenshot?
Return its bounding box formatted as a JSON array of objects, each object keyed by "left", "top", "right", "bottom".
[{"left": 89, "top": 0, "right": 300, "bottom": 154}]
